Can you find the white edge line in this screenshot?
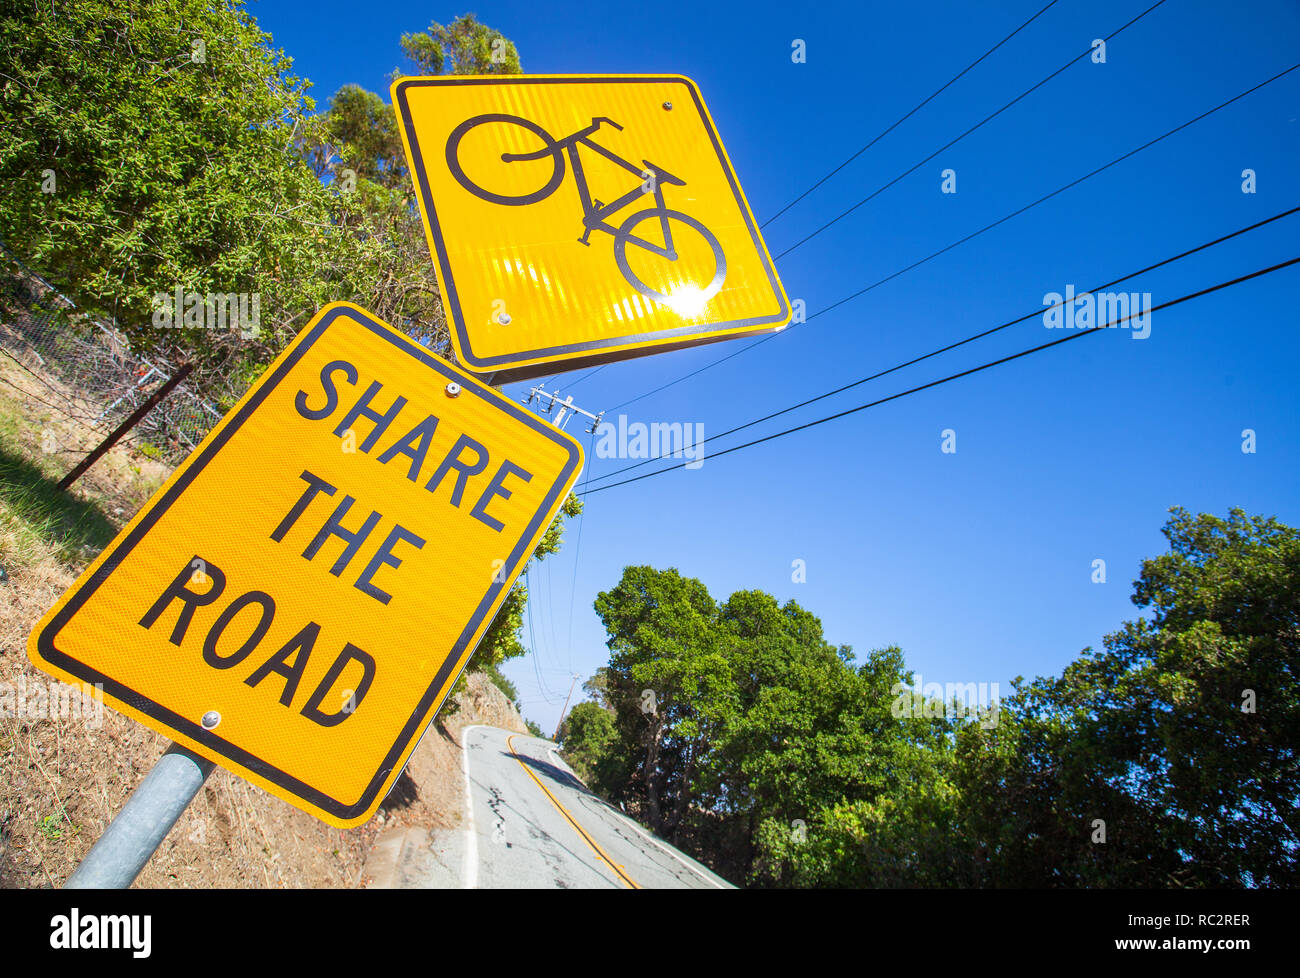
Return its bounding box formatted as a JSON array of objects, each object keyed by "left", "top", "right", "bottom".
[
  {"left": 461, "top": 724, "right": 480, "bottom": 889},
  {"left": 543, "top": 740, "right": 726, "bottom": 889},
  {"left": 604, "top": 798, "right": 727, "bottom": 889}
]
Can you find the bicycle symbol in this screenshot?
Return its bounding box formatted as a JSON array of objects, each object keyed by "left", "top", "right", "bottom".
[{"left": 445, "top": 114, "right": 727, "bottom": 307}]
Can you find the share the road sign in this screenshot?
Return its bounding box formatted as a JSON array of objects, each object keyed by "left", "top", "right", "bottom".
[
  {"left": 29, "top": 303, "right": 583, "bottom": 827},
  {"left": 393, "top": 74, "right": 793, "bottom": 382}
]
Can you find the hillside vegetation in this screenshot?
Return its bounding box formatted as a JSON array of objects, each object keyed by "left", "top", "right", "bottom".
[{"left": 562, "top": 515, "right": 1300, "bottom": 888}]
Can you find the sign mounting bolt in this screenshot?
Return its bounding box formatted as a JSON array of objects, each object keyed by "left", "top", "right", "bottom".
[
  {"left": 662, "top": 101, "right": 672, "bottom": 110},
  {"left": 201, "top": 711, "right": 221, "bottom": 730},
  {"left": 445, "top": 382, "right": 461, "bottom": 398},
  {"left": 497, "top": 312, "right": 512, "bottom": 325}
]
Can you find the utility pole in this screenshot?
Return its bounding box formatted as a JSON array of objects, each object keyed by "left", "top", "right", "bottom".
[
  {"left": 552, "top": 673, "right": 581, "bottom": 741},
  {"left": 527, "top": 385, "right": 596, "bottom": 744},
  {"left": 523, "top": 385, "right": 603, "bottom": 433}
]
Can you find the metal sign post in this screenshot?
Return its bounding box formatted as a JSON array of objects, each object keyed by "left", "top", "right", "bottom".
[
  {"left": 65, "top": 743, "right": 214, "bottom": 889},
  {"left": 30, "top": 303, "right": 584, "bottom": 829}
]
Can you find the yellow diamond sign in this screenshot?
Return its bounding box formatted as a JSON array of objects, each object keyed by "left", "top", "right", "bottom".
[
  {"left": 28, "top": 303, "right": 583, "bottom": 827},
  {"left": 392, "top": 74, "right": 793, "bottom": 382}
]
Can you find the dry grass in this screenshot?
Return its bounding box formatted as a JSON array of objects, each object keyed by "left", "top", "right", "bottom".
[
  {"left": 0, "top": 355, "right": 526, "bottom": 888},
  {"left": 0, "top": 361, "right": 384, "bottom": 888}
]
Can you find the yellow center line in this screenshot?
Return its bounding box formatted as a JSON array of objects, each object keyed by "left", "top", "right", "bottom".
[{"left": 506, "top": 734, "right": 641, "bottom": 889}]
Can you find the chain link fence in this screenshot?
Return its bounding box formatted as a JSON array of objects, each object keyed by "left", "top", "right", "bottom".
[{"left": 0, "top": 242, "right": 225, "bottom": 464}]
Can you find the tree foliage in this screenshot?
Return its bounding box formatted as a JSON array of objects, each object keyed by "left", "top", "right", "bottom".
[
  {"left": 557, "top": 701, "right": 624, "bottom": 787},
  {"left": 952, "top": 507, "right": 1300, "bottom": 887},
  {"left": 398, "top": 14, "right": 522, "bottom": 76},
  {"left": 1, "top": 5, "right": 523, "bottom": 386},
  {"left": 2, "top": 0, "right": 573, "bottom": 718},
  {"left": 582, "top": 565, "right": 944, "bottom": 882},
  {"left": 0, "top": 0, "right": 341, "bottom": 375},
  {"left": 575, "top": 509, "right": 1299, "bottom": 887}
]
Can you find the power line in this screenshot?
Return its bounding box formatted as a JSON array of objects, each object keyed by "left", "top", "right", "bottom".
[
  {"left": 534, "top": 557, "right": 564, "bottom": 696},
  {"left": 599, "top": 62, "right": 1300, "bottom": 414},
  {"left": 583, "top": 205, "right": 1300, "bottom": 486},
  {"left": 550, "top": 2, "right": 1150, "bottom": 397},
  {"left": 564, "top": 427, "right": 598, "bottom": 671},
  {"left": 807, "top": 62, "right": 1300, "bottom": 321},
  {"left": 761, "top": 0, "right": 1062, "bottom": 228},
  {"left": 522, "top": 569, "right": 553, "bottom": 697},
  {"left": 605, "top": 338, "right": 767, "bottom": 412},
  {"left": 524, "top": 568, "right": 563, "bottom": 703},
  {"left": 544, "top": 545, "right": 562, "bottom": 674},
  {"left": 562, "top": 364, "right": 608, "bottom": 391},
  {"left": 527, "top": 4, "right": 1060, "bottom": 389},
  {"left": 579, "top": 255, "right": 1300, "bottom": 496},
  {"left": 773, "top": 0, "right": 1170, "bottom": 260}
]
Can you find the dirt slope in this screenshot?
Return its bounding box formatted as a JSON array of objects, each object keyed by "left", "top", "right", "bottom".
[{"left": 0, "top": 360, "right": 528, "bottom": 888}]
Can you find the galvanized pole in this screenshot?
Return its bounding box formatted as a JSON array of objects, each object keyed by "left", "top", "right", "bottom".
[{"left": 65, "top": 742, "right": 215, "bottom": 889}]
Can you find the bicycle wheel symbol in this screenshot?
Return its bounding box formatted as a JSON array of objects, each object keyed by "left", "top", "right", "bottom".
[
  {"left": 614, "top": 209, "right": 726, "bottom": 306},
  {"left": 445, "top": 113, "right": 727, "bottom": 308},
  {"left": 445, "top": 114, "right": 565, "bottom": 206}
]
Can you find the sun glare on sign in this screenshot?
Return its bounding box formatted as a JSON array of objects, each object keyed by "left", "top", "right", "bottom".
[{"left": 664, "top": 285, "right": 711, "bottom": 318}]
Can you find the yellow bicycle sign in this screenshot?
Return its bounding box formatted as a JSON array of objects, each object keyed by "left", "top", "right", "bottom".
[
  {"left": 447, "top": 113, "right": 727, "bottom": 307},
  {"left": 393, "top": 74, "right": 792, "bottom": 382}
]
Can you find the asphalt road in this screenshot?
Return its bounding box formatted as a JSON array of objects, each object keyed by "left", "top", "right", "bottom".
[{"left": 450, "top": 725, "right": 732, "bottom": 888}]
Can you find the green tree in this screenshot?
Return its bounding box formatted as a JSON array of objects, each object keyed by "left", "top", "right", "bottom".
[
  {"left": 0, "top": 0, "right": 340, "bottom": 377},
  {"left": 590, "top": 567, "right": 951, "bottom": 884},
  {"left": 1117, "top": 507, "right": 1299, "bottom": 886},
  {"left": 301, "top": 84, "right": 408, "bottom": 191},
  {"left": 398, "top": 14, "right": 522, "bottom": 76},
  {"left": 1, "top": 5, "right": 524, "bottom": 388},
  {"left": 558, "top": 701, "right": 627, "bottom": 788},
  {"left": 594, "top": 565, "right": 730, "bottom": 834},
  {"left": 718, "top": 595, "right": 957, "bottom": 886},
  {"left": 955, "top": 508, "right": 1300, "bottom": 887},
  {"left": 581, "top": 510, "right": 1300, "bottom": 887},
  {"left": 581, "top": 666, "right": 615, "bottom": 710},
  {"left": 296, "top": 11, "right": 527, "bottom": 365}
]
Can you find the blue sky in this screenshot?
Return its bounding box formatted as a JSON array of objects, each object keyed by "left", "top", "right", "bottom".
[{"left": 251, "top": 0, "right": 1300, "bottom": 732}]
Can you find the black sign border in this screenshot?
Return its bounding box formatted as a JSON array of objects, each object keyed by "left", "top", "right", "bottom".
[
  {"left": 34, "top": 305, "right": 582, "bottom": 821},
  {"left": 393, "top": 74, "right": 791, "bottom": 381}
]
